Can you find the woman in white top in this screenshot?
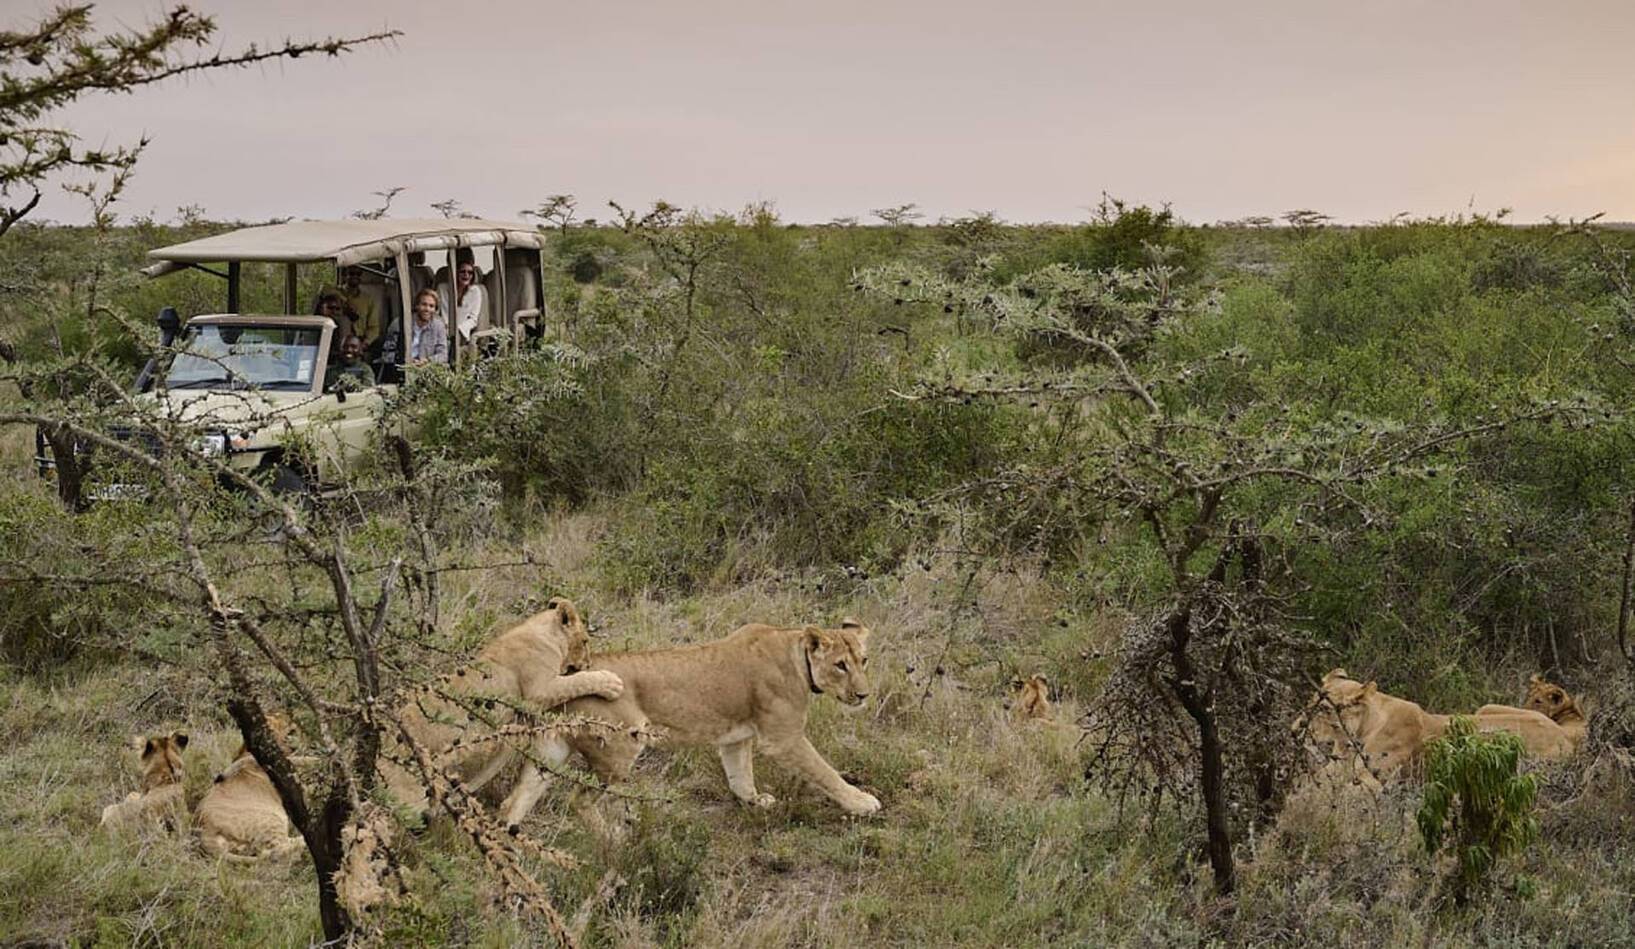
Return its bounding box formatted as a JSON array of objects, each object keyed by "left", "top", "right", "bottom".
[{"left": 440, "top": 260, "right": 486, "bottom": 343}]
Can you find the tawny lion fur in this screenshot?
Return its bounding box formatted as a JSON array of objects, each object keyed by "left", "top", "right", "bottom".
[
  {"left": 380, "top": 596, "right": 624, "bottom": 816},
  {"left": 100, "top": 732, "right": 188, "bottom": 832},
  {"left": 1523, "top": 674, "right": 1589, "bottom": 749},
  {"left": 1011, "top": 674, "right": 1053, "bottom": 723},
  {"left": 498, "top": 620, "right": 882, "bottom": 828},
  {"left": 1296, "top": 669, "right": 1575, "bottom": 782},
  {"left": 195, "top": 716, "right": 304, "bottom": 861}
]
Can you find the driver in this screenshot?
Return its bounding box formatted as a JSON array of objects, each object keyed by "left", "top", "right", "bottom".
[{"left": 332, "top": 334, "right": 375, "bottom": 388}]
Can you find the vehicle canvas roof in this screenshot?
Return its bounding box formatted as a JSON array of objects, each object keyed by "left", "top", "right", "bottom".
[{"left": 144, "top": 218, "right": 542, "bottom": 271}]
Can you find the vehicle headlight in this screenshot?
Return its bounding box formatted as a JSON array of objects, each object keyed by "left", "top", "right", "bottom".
[{"left": 196, "top": 432, "right": 229, "bottom": 456}]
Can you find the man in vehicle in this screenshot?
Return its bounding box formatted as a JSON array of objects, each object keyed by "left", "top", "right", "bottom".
[
  {"left": 332, "top": 334, "right": 376, "bottom": 389},
  {"left": 339, "top": 266, "right": 384, "bottom": 356}
]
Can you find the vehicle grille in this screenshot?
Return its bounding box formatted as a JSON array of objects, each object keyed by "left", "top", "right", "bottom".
[{"left": 106, "top": 425, "right": 165, "bottom": 459}]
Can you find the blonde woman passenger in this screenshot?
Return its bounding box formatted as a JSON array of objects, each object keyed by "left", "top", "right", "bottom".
[{"left": 439, "top": 259, "right": 486, "bottom": 343}]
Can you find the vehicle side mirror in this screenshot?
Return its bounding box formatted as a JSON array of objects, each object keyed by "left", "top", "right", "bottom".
[{"left": 156, "top": 307, "right": 181, "bottom": 347}]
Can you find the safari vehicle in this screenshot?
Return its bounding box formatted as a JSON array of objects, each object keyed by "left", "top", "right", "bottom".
[{"left": 38, "top": 219, "right": 547, "bottom": 496}]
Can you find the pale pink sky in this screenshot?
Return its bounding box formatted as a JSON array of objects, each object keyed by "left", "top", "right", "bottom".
[{"left": 29, "top": 0, "right": 1635, "bottom": 225}]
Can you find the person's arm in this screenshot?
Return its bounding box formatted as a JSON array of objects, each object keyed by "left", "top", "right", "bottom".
[
  {"left": 456, "top": 286, "right": 483, "bottom": 340},
  {"left": 431, "top": 322, "right": 450, "bottom": 364}
]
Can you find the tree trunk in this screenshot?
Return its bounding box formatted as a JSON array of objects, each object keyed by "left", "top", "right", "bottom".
[
  {"left": 1194, "top": 704, "right": 1235, "bottom": 895},
  {"left": 312, "top": 791, "right": 353, "bottom": 942},
  {"left": 1165, "top": 604, "right": 1236, "bottom": 895},
  {"left": 226, "top": 698, "right": 352, "bottom": 943},
  {"left": 44, "top": 424, "right": 87, "bottom": 511},
  {"left": 1618, "top": 495, "right": 1635, "bottom": 670}
]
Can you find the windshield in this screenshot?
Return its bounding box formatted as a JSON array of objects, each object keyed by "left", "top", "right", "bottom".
[{"left": 164, "top": 325, "right": 322, "bottom": 391}]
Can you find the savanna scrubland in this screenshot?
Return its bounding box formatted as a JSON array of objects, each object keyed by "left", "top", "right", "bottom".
[{"left": 5, "top": 204, "right": 1635, "bottom": 947}]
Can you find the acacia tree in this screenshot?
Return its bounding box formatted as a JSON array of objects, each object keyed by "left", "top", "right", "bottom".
[
  {"left": 861, "top": 247, "right": 1602, "bottom": 893},
  {"left": 607, "top": 200, "right": 731, "bottom": 473},
  {"left": 0, "top": 343, "right": 614, "bottom": 943},
  {"left": 871, "top": 203, "right": 922, "bottom": 227},
  {"left": 0, "top": 4, "right": 397, "bottom": 238},
  {"left": 523, "top": 194, "right": 578, "bottom": 233}
]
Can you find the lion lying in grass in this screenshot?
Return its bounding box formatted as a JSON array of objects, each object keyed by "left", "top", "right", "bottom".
[
  {"left": 498, "top": 620, "right": 881, "bottom": 829},
  {"left": 380, "top": 596, "right": 625, "bottom": 817},
  {"left": 1296, "top": 669, "right": 1576, "bottom": 782},
  {"left": 1294, "top": 669, "right": 1446, "bottom": 778},
  {"left": 100, "top": 732, "right": 188, "bottom": 832},
  {"left": 195, "top": 720, "right": 304, "bottom": 861},
  {"left": 1522, "top": 674, "right": 1589, "bottom": 749},
  {"left": 1010, "top": 674, "right": 1054, "bottom": 723},
  {"left": 1471, "top": 700, "right": 1576, "bottom": 759}
]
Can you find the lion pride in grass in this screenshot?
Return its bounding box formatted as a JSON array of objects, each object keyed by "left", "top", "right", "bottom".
[
  {"left": 1296, "top": 669, "right": 1575, "bottom": 780},
  {"left": 498, "top": 619, "right": 882, "bottom": 829}
]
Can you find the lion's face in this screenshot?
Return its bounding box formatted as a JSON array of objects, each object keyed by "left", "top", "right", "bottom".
[
  {"left": 134, "top": 731, "right": 188, "bottom": 792},
  {"left": 804, "top": 620, "right": 873, "bottom": 706},
  {"left": 1293, "top": 669, "right": 1374, "bottom": 748},
  {"left": 546, "top": 596, "right": 591, "bottom": 673},
  {"left": 1524, "top": 675, "right": 1578, "bottom": 723},
  {"left": 1012, "top": 674, "right": 1052, "bottom": 721}
]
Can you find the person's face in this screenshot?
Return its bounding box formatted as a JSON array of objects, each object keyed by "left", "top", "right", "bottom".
[
  {"left": 320, "top": 297, "right": 343, "bottom": 318},
  {"left": 414, "top": 295, "right": 437, "bottom": 324},
  {"left": 456, "top": 264, "right": 475, "bottom": 288},
  {"left": 342, "top": 338, "right": 363, "bottom": 362},
  {"left": 342, "top": 268, "right": 362, "bottom": 291}
]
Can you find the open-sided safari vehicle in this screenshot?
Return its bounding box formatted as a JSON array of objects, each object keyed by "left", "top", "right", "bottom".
[{"left": 36, "top": 219, "right": 547, "bottom": 497}]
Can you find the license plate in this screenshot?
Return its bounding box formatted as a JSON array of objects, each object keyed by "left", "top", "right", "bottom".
[{"left": 87, "top": 483, "right": 151, "bottom": 502}]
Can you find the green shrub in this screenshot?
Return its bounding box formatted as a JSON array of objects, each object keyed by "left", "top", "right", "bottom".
[{"left": 1417, "top": 716, "right": 1539, "bottom": 901}]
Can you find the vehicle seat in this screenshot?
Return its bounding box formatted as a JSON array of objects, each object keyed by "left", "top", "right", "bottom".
[
  {"left": 482, "top": 266, "right": 504, "bottom": 331},
  {"left": 503, "top": 248, "right": 542, "bottom": 326}
]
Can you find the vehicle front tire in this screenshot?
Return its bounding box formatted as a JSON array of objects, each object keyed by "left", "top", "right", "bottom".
[{"left": 268, "top": 464, "right": 308, "bottom": 497}]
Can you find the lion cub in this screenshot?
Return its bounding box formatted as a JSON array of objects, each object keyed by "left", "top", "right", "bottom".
[
  {"left": 1523, "top": 675, "right": 1589, "bottom": 749},
  {"left": 195, "top": 719, "right": 304, "bottom": 861},
  {"left": 1010, "top": 674, "right": 1054, "bottom": 723},
  {"left": 499, "top": 621, "right": 881, "bottom": 828},
  {"left": 100, "top": 732, "right": 188, "bottom": 832},
  {"left": 381, "top": 596, "right": 624, "bottom": 817}
]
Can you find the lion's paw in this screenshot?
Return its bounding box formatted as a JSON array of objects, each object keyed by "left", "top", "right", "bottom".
[
  {"left": 842, "top": 791, "right": 882, "bottom": 817},
  {"left": 749, "top": 792, "right": 777, "bottom": 808},
  {"left": 584, "top": 671, "right": 624, "bottom": 700}
]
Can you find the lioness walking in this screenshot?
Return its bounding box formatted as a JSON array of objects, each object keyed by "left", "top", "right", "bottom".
[{"left": 499, "top": 620, "right": 881, "bottom": 828}]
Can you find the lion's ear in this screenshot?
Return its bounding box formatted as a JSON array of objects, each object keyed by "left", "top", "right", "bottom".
[
  {"left": 141, "top": 737, "right": 156, "bottom": 756},
  {"left": 1528, "top": 674, "right": 1543, "bottom": 686},
  {"left": 1323, "top": 668, "right": 1347, "bottom": 684},
  {"left": 803, "top": 625, "right": 825, "bottom": 653},
  {"left": 172, "top": 732, "right": 189, "bottom": 750},
  {"left": 850, "top": 625, "right": 870, "bottom": 653},
  {"left": 1362, "top": 681, "right": 1378, "bottom": 697},
  {"left": 131, "top": 735, "right": 147, "bottom": 753}
]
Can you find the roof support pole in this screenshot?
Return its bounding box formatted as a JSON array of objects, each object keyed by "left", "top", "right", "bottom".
[
  {"left": 284, "top": 263, "right": 298, "bottom": 315},
  {"left": 226, "top": 261, "right": 241, "bottom": 314},
  {"left": 494, "top": 240, "right": 510, "bottom": 350},
  {"left": 394, "top": 250, "right": 412, "bottom": 374}
]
